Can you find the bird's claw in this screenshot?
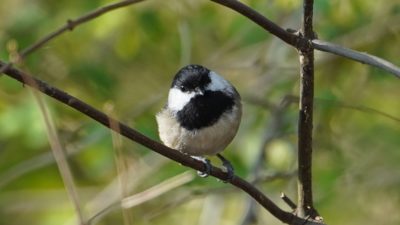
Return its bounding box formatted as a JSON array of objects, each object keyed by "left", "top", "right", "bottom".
[
  {"left": 191, "top": 156, "right": 212, "bottom": 178},
  {"left": 191, "top": 155, "right": 234, "bottom": 181},
  {"left": 217, "top": 153, "right": 234, "bottom": 182}
]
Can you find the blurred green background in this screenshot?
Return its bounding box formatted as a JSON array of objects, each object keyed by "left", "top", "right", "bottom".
[{"left": 1, "top": 0, "right": 400, "bottom": 224}]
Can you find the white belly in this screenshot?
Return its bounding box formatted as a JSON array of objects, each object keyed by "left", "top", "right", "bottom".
[{"left": 156, "top": 105, "right": 241, "bottom": 156}]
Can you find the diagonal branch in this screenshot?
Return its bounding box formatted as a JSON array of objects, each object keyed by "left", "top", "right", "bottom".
[
  {"left": 0, "top": 60, "right": 324, "bottom": 225},
  {"left": 33, "top": 90, "right": 86, "bottom": 224},
  {"left": 210, "top": 0, "right": 400, "bottom": 78},
  {"left": 210, "top": 0, "right": 303, "bottom": 48},
  {"left": 0, "top": 0, "right": 146, "bottom": 74},
  {"left": 19, "top": 0, "right": 146, "bottom": 59},
  {"left": 311, "top": 40, "right": 400, "bottom": 78}
]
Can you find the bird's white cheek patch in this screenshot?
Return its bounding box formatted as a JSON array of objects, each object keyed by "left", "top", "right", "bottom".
[{"left": 168, "top": 88, "right": 195, "bottom": 111}]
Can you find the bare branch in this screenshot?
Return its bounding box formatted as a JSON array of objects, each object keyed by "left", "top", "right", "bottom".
[
  {"left": 0, "top": 0, "right": 146, "bottom": 74},
  {"left": 297, "top": 0, "right": 315, "bottom": 218},
  {"left": 122, "top": 172, "right": 194, "bottom": 208},
  {"left": 0, "top": 97, "right": 160, "bottom": 189},
  {"left": 0, "top": 61, "right": 325, "bottom": 225},
  {"left": 84, "top": 154, "right": 168, "bottom": 225},
  {"left": 210, "top": 0, "right": 304, "bottom": 48},
  {"left": 210, "top": 0, "right": 400, "bottom": 78},
  {"left": 30, "top": 90, "right": 86, "bottom": 223},
  {"left": 20, "top": 0, "right": 146, "bottom": 59},
  {"left": 312, "top": 39, "right": 400, "bottom": 78},
  {"left": 86, "top": 171, "right": 193, "bottom": 224},
  {"left": 15, "top": 61, "right": 86, "bottom": 223},
  {"left": 281, "top": 192, "right": 297, "bottom": 210}
]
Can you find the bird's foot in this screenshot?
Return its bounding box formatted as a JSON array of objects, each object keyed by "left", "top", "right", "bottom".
[
  {"left": 191, "top": 156, "right": 212, "bottom": 178},
  {"left": 217, "top": 153, "right": 234, "bottom": 182}
]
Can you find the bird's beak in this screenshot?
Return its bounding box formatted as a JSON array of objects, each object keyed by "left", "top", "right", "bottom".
[{"left": 195, "top": 87, "right": 204, "bottom": 96}]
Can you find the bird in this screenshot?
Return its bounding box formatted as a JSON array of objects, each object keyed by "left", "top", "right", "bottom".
[{"left": 156, "top": 64, "right": 242, "bottom": 179}]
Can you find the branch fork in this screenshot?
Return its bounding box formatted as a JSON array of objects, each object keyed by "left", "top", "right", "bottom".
[{"left": 3, "top": 0, "right": 399, "bottom": 224}]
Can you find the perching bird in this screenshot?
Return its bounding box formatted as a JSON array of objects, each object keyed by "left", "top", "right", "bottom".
[{"left": 156, "top": 64, "right": 242, "bottom": 178}]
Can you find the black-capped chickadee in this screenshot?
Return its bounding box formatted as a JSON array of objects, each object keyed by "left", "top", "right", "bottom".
[{"left": 156, "top": 64, "right": 242, "bottom": 178}]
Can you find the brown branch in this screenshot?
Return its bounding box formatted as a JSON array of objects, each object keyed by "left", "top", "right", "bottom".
[
  {"left": 0, "top": 60, "right": 324, "bottom": 225},
  {"left": 281, "top": 192, "right": 297, "bottom": 210},
  {"left": 0, "top": 0, "right": 146, "bottom": 74},
  {"left": 210, "top": 0, "right": 305, "bottom": 48},
  {"left": 297, "top": 0, "right": 315, "bottom": 218},
  {"left": 20, "top": 0, "right": 146, "bottom": 58},
  {"left": 210, "top": 0, "right": 400, "bottom": 79}
]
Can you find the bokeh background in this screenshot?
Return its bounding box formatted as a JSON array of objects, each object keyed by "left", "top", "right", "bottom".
[{"left": 1, "top": 0, "right": 400, "bottom": 225}]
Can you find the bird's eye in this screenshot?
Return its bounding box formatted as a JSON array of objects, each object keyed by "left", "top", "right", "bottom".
[{"left": 180, "top": 85, "right": 188, "bottom": 92}]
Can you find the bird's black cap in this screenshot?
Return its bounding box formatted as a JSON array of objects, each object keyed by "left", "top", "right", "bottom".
[{"left": 171, "top": 64, "right": 211, "bottom": 92}]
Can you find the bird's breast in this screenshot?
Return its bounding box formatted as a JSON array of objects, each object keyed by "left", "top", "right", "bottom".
[
  {"left": 156, "top": 102, "right": 241, "bottom": 156},
  {"left": 176, "top": 91, "right": 235, "bottom": 130}
]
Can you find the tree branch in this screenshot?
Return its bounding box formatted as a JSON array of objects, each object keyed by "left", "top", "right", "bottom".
[
  {"left": 210, "top": 0, "right": 304, "bottom": 48},
  {"left": 0, "top": 60, "right": 324, "bottom": 225},
  {"left": 297, "top": 0, "right": 315, "bottom": 218},
  {"left": 281, "top": 192, "right": 297, "bottom": 211},
  {"left": 0, "top": 0, "right": 146, "bottom": 74},
  {"left": 210, "top": 0, "right": 400, "bottom": 79},
  {"left": 22, "top": 0, "right": 146, "bottom": 58},
  {"left": 311, "top": 40, "right": 400, "bottom": 78}
]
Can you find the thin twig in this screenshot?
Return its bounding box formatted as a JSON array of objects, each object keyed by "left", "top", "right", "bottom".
[
  {"left": 281, "top": 192, "right": 297, "bottom": 210},
  {"left": 110, "top": 117, "right": 134, "bottom": 225},
  {"left": 297, "top": 0, "right": 315, "bottom": 218},
  {"left": 0, "top": 61, "right": 324, "bottom": 225},
  {"left": 210, "top": 0, "right": 400, "bottom": 78},
  {"left": 87, "top": 172, "right": 194, "bottom": 225},
  {"left": 13, "top": 58, "right": 86, "bottom": 224},
  {"left": 0, "top": 97, "right": 161, "bottom": 189},
  {"left": 83, "top": 153, "right": 168, "bottom": 225},
  {"left": 121, "top": 171, "right": 195, "bottom": 208},
  {"left": 312, "top": 40, "right": 400, "bottom": 78},
  {"left": 0, "top": 0, "right": 146, "bottom": 75},
  {"left": 32, "top": 89, "right": 86, "bottom": 224}
]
